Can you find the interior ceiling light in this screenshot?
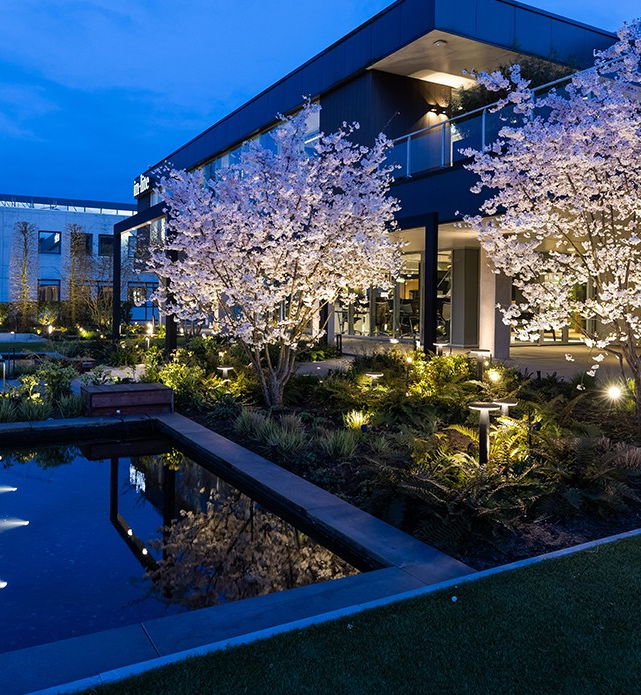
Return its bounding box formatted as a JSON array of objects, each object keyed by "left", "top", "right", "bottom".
[{"left": 433, "top": 39, "right": 448, "bottom": 47}]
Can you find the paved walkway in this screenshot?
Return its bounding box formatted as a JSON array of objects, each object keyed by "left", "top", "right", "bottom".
[{"left": 314, "top": 338, "right": 628, "bottom": 382}]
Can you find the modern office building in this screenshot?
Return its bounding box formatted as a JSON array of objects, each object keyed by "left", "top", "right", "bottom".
[
  {"left": 0, "top": 193, "right": 160, "bottom": 324},
  {"left": 114, "top": 0, "right": 615, "bottom": 355}
]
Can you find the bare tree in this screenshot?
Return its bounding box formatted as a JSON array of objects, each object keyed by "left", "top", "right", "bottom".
[
  {"left": 65, "top": 223, "right": 93, "bottom": 326},
  {"left": 10, "top": 221, "right": 37, "bottom": 331}
]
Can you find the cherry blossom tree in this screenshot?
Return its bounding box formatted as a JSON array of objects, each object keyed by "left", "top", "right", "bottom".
[
  {"left": 464, "top": 21, "right": 641, "bottom": 419},
  {"left": 149, "top": 103, "right": 401, "bottom": 407}
]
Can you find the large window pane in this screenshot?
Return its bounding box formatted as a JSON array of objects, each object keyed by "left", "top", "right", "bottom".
[
  {"left": 98, "top": 234, "right": 114, "bottom": 257},
  {"left": 38, "top": 231, "right": 61, "bottom": 254},
  {"left": 38, "top": 279, "right": 60, "bottom": 302}
]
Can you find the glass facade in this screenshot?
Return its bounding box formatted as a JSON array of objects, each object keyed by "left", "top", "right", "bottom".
[
  {"left": 335, "top": 250, "right": 453, "bottom": 343},
  {"left": 200, "top": 106, "right": 320, "bottom": 182}
]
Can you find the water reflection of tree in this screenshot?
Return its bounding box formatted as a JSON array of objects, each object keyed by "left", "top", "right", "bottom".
[
  {"left": 0, "top": 445, "right": 79, "bottom": 469},
  {"left": 147, "top": 490, "right": 355, "bottom": 609}
]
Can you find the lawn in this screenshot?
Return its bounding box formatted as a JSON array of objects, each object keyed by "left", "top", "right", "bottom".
[{"left": 82, "top": 534, "right": 641, "bottom": 695}]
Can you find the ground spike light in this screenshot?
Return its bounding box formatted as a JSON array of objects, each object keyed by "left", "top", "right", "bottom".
[
  {"left": 493, "top": 398, "right": 519, "bottom": 417},
  {"left": 606, "top": 384, "right": 623, "bottom": 402},
  {"left": 469, "top": 402, "right": 500, "bottom": 464}
]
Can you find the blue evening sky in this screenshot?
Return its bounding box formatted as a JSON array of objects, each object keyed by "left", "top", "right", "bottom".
[{"left": 0, "top": 0, "right": 638, "bottom": 204}]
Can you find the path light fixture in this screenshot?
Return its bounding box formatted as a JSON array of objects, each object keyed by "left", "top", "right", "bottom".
[
  {"left": 433, "top": 342, "right": 446, "bottom": 357},
  {"left": 47, "top": 325, "right": 53, "bottom": 336},
  {"left": 217, "top": 366, "right": 234, "bottom": 379},
  {"left": 146, "top": 322, "right": 153, "bottom": 336},
  {"left": 469, "top": 401, "right": 500, "bottom": 464},
  {"left": 493, "top": 398, "right": 518, "bottom": 416},
  {"left": 365, "top": 372, "right": 384, "bottom": 386},
  {"left": 389, "top": 337, "right": 399, "bottom": 345},
  {"left": 145, "top": 337, "right": 150, "bottom": 351},
  {"left": 469, "top": 349, "right": 492, "bottom": 379}
]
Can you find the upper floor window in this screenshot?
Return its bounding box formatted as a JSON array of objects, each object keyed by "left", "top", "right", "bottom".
[
  {"left": 71, "top": 231, "right": 92, "bottom": 255},
  {"left": 98, "top": 234, "right": 114, "bottom": 257},
  {"left": 38, "top": 231, "right": 61, "bottom": 255}
]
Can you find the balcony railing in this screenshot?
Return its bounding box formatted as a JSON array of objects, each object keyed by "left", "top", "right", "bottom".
[{"left": 390, "top": 70, "right": 578, "bottom": 179}]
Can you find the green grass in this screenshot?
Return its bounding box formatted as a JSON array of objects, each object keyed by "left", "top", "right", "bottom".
[{"left": 80, "top": 535, "right": 641, "bottom": 695}]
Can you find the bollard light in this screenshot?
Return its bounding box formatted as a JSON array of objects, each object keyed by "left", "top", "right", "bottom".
[
  {"left": 493, "top": 398, "right": 518, "bottom": 416},
  {"left": 365, "top": 372, "right": 384, "bottom": 385},
  {"left": 433, "top": 342, "right": 446, "bottom": 357},
  {"left": 469, "top": 401, "right": 500, "bottom": 464},
  {"left": 470, "top": 349, "right": 492, "bottom": 379}
]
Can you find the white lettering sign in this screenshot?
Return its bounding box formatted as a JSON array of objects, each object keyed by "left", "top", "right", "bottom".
[{"left": 133, "top": 175, "right": 151, "bottom": 197}]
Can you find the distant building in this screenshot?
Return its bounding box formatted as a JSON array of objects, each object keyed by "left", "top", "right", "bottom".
[{"left": 0, "top": 193, "right": 157, "bottom": 324}]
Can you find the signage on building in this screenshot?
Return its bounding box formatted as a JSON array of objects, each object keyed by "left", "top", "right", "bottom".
[{"left": 133, "top": 174, "right": 151, "bottom": 197}]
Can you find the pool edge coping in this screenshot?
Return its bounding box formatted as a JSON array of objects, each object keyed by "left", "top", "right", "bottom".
[{"left": 0, "top": 413, "right": 470, "bottom": 694}]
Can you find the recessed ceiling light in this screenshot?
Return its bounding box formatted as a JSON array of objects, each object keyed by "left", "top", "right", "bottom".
[{"left": 433, "top": 39, "right": 448, "bottom": 47}]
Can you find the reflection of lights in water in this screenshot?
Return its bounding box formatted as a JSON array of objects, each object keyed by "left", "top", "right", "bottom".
[
  {"left": 0, "top": 580, "right": 7, "bottom": 589},
  {"left": 0, "top": 486, "right": 17, "bottom": 493},
  {"left": 129, "top": 465, "right": 146, "bottom": 493},
  {"left": 142, "top": 548, "right": 148, "bottom": 555},
  {"left": 0, "top": 518, "right": 29, "bottom": 532},
  {"left": 127, "top": 529, "right": 133, "bottom": 536}
]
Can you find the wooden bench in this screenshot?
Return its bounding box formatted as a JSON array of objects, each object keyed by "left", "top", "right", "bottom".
[{"left": 81, "top": 383, "right": 174, "bottom": 416}]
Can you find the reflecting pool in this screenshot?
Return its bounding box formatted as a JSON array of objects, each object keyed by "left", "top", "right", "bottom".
[{"left": 0, "top": 438, "right": 356, "bottom": 653}]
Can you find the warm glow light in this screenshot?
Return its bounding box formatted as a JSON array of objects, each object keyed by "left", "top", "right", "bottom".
[
  {"left": 607, "top": 384, "right": 623, "bottom": 401},
  {"left": 411, "top": 70, "right": 476, "bottom": 90},
  {"left": 389, "top": 338, "right": 399, "bottom": 344},
  {"left": 47, "top": 325, "right": 53, "bottom": 335},
  {"left": 406, "top": 356, "right": 413, "bottom": 364},
  {"left": 487, "top": 369, "right": 501, "bottom": 383}
]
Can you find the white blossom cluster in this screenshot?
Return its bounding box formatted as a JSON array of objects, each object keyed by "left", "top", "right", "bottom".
[
  {"left": 147, "top": 103, "right": 401, "bottom": 404},
  {"left": 464, "top": 20, "right": 641, "bottom": 385}
]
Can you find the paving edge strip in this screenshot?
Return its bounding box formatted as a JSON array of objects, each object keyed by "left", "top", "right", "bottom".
[{"left": 26, "top": 525, "right": 641, "bottom": 695}]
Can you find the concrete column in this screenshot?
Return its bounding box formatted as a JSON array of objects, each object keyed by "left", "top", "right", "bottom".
[
  {"left": 450, "top": 248, "right": 479, "bottom": 348},
  {"left": 478, "top": 247, "right": 511, "bottom": 359},
  {"left": 421, "top": 213, "right": 439, "bottom": 352}
]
